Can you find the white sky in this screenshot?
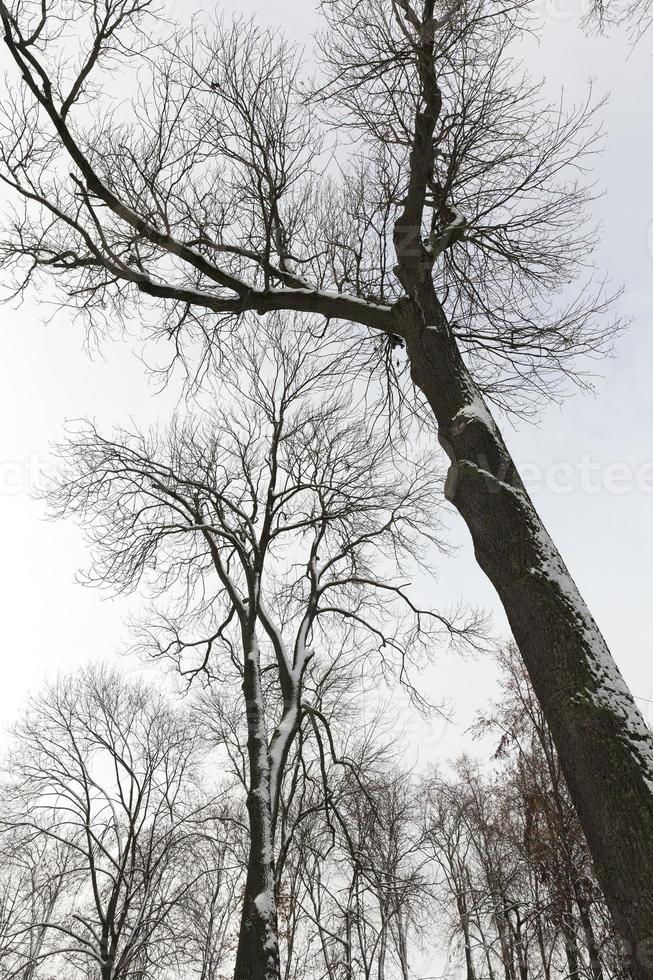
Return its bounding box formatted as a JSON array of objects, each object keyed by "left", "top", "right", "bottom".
[{"left": 0, "top": 0, "right": 651, "bottom": 765}]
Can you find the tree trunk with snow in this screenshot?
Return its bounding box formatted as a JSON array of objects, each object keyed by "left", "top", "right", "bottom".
[
  {"left": 391, "top": 41, "right": 653, "bottom": 965},
  {"left": 234, "top": 854, "right": 279, "bottom": 980},
  {"left": 234, "top": 639, "right": 280, "bottom": 980},
  {"left": 396, "top": 296, "right": 653, "bottom": 977}
]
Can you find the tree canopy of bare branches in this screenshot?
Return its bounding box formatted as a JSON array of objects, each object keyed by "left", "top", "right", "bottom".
[{"left": 0, "top": 666, "right": 236, "bottom": 980}]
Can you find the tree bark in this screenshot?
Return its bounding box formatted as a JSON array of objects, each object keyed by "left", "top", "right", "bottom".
[
  {"left": 574, "top": 884, "right": 606, "bottom": 980},
  {"left": 390, "top": 36, "right": 653, "bottom": 963},
  {"left": 394, "top": 297, "right": 653, "bottom": 979},
  {"left": 535, "top": 912, "right": 552, "bottom": 980},
  {"left": 455, "top": 889, "right": 476, "bottom": 980},
  {"left": 234, "top": 851, "right": 279, "bottom": 980},
  {"left": 562, "top": 907, "right": 582, "bottom": 980},
  {"left": 233, "top": 639, "right": 280, "bottom": 980}
]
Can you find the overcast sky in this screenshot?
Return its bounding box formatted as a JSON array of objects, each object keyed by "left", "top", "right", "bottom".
[{"left": 0, "top": 0, "right": 651, "bottom": 765}]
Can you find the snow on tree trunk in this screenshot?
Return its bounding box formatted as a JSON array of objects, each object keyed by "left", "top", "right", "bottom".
[
  {"left": 234, "top": 638, "right": 280, "bottom": 980},
  {"left": 390, "top": 32, "right": 653, "bottom": 968},
  {"left": 396, "top": 301, "right": 653, "bottom": 979}
]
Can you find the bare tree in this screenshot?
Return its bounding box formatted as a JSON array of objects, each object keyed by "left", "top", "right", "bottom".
[
  {"left": 338, "top": 765, "right": 429, "bottom": 980},
  {"left": 588, "top": 0, "right": 653, "bottom": 39},
  {"left": 474, "top": 645, "right": 632, "bottom": 980},
  {"left": 175, "top": 807, "right": 245, "bottom": 980},
  {"left": 0, "top": 0, "right": 651, "bottom": 965},
  {"left": 416, "top": 643, "right": 633, "bottom": 980},
  {"left": 420, "top": 760, "right": 626, "bottom": 980},
  {"left": 46, "top": 323, "right": 483, "bottom": 980},
  {"left": 0, "top": 651, "right": 632, "bottom": 980},
  {"left": 0, "top": 836, "right": 69, "bottom": 979},
  {"left": 421, "top": 774, "right": 486, "bottom": 980},
  {"left": 279, "top": 740, "right": 430, "bottom": 980},
  {"left": 1, "top": 666, "right": 222, "bottom": 980}
]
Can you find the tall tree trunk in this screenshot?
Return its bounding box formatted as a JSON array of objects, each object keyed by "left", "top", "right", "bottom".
[
  {"left": 574, "top": 885, "right": 606, "bottom": 980},
  {"left": 477, "top": 912, "right": 498, "bottom": 980},
  {"left": 393, "top": 907, "right": 411, "bottom": 980},
  {"left": 99, "top": 940, "right": 113, "bottom": 980},
  {"left": 562, "top": 917, "right": 581, "bottom": 980},
  {"left": 234, "top": 639, "right": 280, "bottom": 980},
  {"left": 234, "top": 853, "right": 279, "bottom": 980},
  {"left": 513, "top": 910, "right": 529, "bottom": 980},
  {"left": 463, "top": 922, "right": 476, "bottom": 980},
  {"left": 399, "top": 300, "right": 653, "bottom": 974},
  {"left": 377, "top": 901, "right": 388, "bottom": 980},
  {"left": 456, "top": 890, "right": 476, "bottom": 980},
  {"left": 491, "top": 895, "right": 516, "bottom": 980},
  {"left": 392, "top": 111, "right": 653, "bottom": 980},
  {"left": 391, "top": 26, "right": 653, "bottom": 973},
  {"left": 535, "top": 913, "right": 552, "bottom": 980},
  {"left": 396, "top": 299, "right": 653, "bottom": 978},
  {"left": 345, "top": 901, "right": 354, "bottom": 980}
]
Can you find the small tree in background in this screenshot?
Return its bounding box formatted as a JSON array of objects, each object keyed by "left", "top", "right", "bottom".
[{"left": 0, "top": 666, "right": 223, "bottom": 980}]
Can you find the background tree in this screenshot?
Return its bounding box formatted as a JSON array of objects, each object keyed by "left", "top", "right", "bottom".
[
  {"left": 0, "top": 0, "right": 651, "bottom": 965},
  {"left": 473, "top": 646, "right": 631, "bottom": 980},
  {"left": 0, "top": 666, "right": 219, "bottom": 980},
  {"left": 173, "top": 806, "right": 244, "bottom": 980},
  {"left": 0, "top": 836, "right": 69, "bottom": 979},
  {"left": 417, "top": 647, "right": 631, "bottom": 980},
  {"left": 46, "top": 323, "right": 485, "bottom": 980},
  {"left": 275, "top": 738, "right": 430, "bottom": 980}
]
